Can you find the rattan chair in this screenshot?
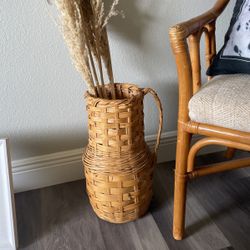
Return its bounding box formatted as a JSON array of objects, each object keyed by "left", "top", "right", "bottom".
[{"left": 169, "top": 0, "right": 250, "bottom": 240}]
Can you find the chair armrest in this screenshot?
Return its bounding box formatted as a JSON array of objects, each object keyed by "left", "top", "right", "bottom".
[
  {"left": 169, "top": 0, "right": 229, "bottom": 43},
  {"left": 168, "top": 0, "right": 230, "bottom": 123}
]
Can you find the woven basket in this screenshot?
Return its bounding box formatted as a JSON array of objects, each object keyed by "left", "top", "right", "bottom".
[{"left": 83, "top": 83, "right": 163, "bottom": 223}]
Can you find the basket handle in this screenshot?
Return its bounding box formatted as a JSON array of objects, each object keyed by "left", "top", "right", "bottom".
[{"left": 142, "top": 88, "right": 163, "bottom": 156}]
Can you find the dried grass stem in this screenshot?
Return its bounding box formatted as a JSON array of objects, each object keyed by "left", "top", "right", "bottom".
[{"left": 54, "top": 0, "right": 122, "bottom": 99}]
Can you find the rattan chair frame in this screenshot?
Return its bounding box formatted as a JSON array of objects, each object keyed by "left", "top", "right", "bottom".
[{"left": 169, "top": 0, "right": 250, "bottom": 240}]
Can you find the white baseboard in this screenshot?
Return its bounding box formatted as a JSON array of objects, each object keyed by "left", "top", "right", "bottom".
[{"left": 12, "top": 131, "right": 223, "bottom": 193}]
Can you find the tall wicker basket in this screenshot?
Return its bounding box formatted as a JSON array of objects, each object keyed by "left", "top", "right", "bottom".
[{"left": 83, "top": 83, "right": 163, "bottom": 223}]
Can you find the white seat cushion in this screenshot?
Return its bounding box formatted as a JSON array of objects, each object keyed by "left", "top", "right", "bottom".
[{"left": 189, "top": 74, "right": 250, "bottom": 132}]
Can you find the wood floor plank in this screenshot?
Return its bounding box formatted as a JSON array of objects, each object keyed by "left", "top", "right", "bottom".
[
  {"left": 151, "top": 162, "right": 231, "bottom": 250},
  {"left": 16, "top": 181, "right": 107, "bottom": 250},
  {"left": 150, "top": 166, "right": 192, "bottom": 250},
  {"left": 190, "top": 174, "right": 250, "bottom": 250},
  {"left": 97, "top": 217, "right": 144, "bottom": 250},
  {"left": 133, "top": 213, "right": 170, "bottom": 250},
  {"left": 95, "top": 205, "right": 169, "bottom": 249},
  {"left": 15, "top": 189, "right": 43, "bottom": 250},
  {"left": 185, "top": 190, "right": 231, "bottom": 250}
]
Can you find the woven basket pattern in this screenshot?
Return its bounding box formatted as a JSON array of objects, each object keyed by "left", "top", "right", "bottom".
[{"left": 83, "top": 83, "right": 162, "bottom": 223}]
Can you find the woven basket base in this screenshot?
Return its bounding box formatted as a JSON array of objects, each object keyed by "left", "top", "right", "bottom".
[
  {"left": 85, "top": 164, "right": 154, "bottom": 224},
  {"left": 89, "top": 194, "right": 152, "bottom": 223}
]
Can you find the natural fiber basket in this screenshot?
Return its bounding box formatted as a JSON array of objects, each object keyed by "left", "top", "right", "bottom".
[{"left": 83, "top": 83, "right": 163, "bottom": 223}]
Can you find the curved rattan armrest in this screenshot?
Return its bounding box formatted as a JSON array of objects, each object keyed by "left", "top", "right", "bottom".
[
  {"left": 168, "top": 0, "right": 230, "bottom": 123},
  {"left": 169, "top": 0, "right": 229, "bottom": 43}
]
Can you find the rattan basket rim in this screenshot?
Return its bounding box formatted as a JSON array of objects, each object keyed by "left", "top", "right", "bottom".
[{"left": 84, "top": 83, "right": 143, "bottom": 103}]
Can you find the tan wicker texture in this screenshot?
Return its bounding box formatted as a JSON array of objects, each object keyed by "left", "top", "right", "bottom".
[{"left": 83, "top": 83, "right": 163, "bottom": 223}]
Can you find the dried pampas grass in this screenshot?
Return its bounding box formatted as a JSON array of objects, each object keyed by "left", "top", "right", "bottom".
[{"left": 54, "top": 0, "right": 123, "bottom": 99}]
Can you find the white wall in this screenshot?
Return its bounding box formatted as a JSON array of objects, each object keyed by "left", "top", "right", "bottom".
[{"left": 1, "top": 0, "right": 234, "bottom": 161}]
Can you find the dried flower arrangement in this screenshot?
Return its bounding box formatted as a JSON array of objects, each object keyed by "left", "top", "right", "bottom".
[
  {"left": 54, "top": 0, "right": 123, "bottom": 99},
  {"left": 50, "top": 0, "right": 163, "bottom": 224}
]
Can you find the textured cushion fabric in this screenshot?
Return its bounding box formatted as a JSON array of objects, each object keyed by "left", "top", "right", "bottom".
[
  {"left": 189, "top": 74, "right": 250, "bottom": 132},
  {"left": 207, "top": 0, "right": 250, "bottom": 76}
]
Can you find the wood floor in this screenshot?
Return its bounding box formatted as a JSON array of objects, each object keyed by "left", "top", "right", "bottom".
[{"left": 15, "top": 151, "right": 250, "bottom": 250}]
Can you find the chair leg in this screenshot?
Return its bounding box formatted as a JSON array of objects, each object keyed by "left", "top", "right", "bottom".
[{"left": 173, "top": 130, "right": 191, "bottom": 240}]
